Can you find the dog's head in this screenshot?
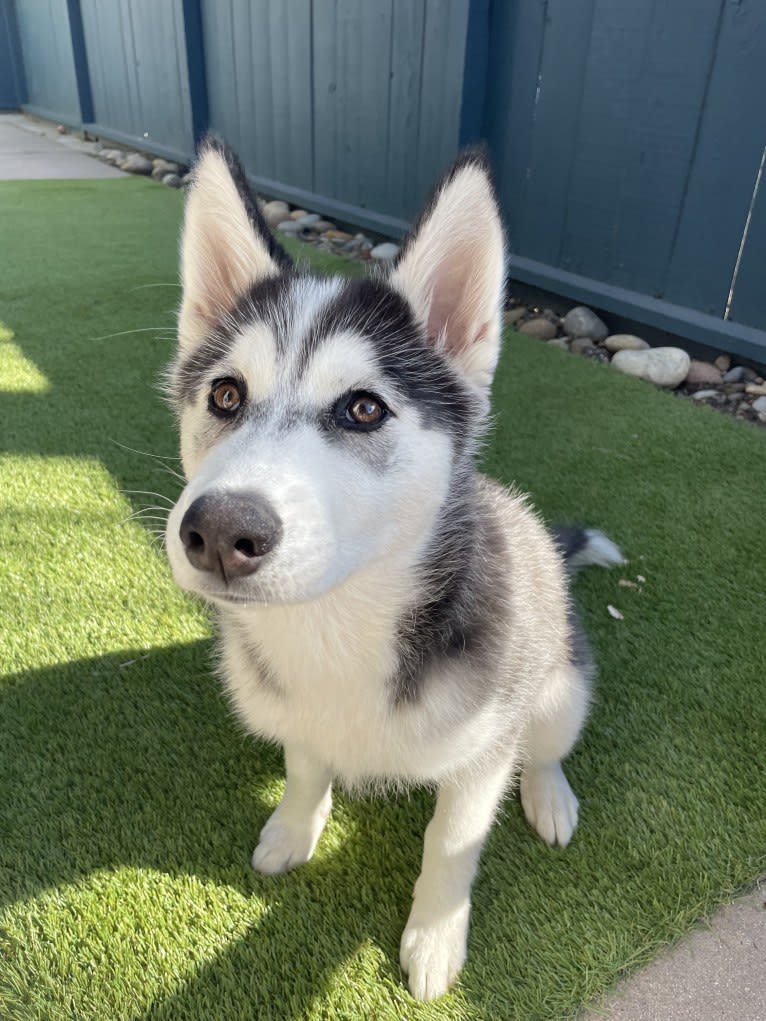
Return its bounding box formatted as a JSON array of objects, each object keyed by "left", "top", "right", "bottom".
[{"left": 164, "top": 138, "right": 505, "bottom": 607}]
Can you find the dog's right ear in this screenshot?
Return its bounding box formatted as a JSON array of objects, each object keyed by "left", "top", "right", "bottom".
[{"left": 178, "top": 137, "right": 291, "bottom": 352}]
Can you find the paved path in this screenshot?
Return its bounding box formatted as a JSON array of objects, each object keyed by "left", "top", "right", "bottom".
[
  {"left": 0, "top": 113, "right": 124, "bottom": 179},
  {"left": 582, "top": 884, "right": 765, "bottom": 1020}
]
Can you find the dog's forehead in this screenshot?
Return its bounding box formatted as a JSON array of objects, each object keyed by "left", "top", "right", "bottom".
[{"left": 173, "top": 273, "right": 415, "bottom": 403}]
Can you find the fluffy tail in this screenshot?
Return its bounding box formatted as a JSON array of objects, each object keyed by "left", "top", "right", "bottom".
[{"left": 551, "top": 525, "right": 624, "bottom": 573}]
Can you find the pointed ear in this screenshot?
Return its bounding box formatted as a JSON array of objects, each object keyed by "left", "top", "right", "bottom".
[
  {"left": 178, "top": 137, "right": 291, "bottom": 351},
  {"left": 390, "top": 152, "right": 505, "bottom": 390}
]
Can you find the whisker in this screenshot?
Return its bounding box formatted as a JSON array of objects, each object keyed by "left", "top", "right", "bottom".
[
  {"left": 92, "top": 327, "right": 174, "bottom": 341},
  {"left": 122, "top": 489, "right": 176, "bottom": 505}
]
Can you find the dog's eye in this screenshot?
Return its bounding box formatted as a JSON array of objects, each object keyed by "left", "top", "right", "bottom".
[
  {"left": 210, "top": 379, "right": 243, "bottom": 415},
  {"left": 335, "top": 391, "right": 389, "bottom": 431}
]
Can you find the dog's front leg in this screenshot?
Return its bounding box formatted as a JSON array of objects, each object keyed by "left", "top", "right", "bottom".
[
  {"left": 400, "top": 759, "right": 512, "bottom": 1001},
  {"left": 252, "top": 743, "right": 333, "bottom": 875}
]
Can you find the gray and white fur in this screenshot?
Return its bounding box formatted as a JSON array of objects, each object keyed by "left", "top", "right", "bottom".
[{"left": 163, "top": 137, "right": 623, "bottom": 1002}]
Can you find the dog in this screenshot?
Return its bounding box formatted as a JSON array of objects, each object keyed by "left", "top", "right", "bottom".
[{"left": 163, "top": 137, "right": 622, "bottom": 1001}]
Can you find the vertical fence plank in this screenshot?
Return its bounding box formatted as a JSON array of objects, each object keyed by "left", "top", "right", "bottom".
[
  {"left": 15, "top": 0, "right": 81, "bottom": 124},
  {"left": 665, "top": 0, "right": 766, "bottom": 320},
  {"left": 483, "top": 0, "right": 547, "bottom": 247}
]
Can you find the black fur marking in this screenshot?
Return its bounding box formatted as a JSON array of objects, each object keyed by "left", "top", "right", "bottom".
[
  {"left": 391, "top": 473, "right": 508, "bottom": 707},
  {"left": 170, "top": 274, "right": 298, "bottom": 405},
  {"left": 300, "top": 278, "right": 483, "bottom": 448},
  {"left": 198, "top": 134, "right": 293, "bottom": 272},
  {"left": 550, "top": 525, "right": 589, "bottom": 562}
]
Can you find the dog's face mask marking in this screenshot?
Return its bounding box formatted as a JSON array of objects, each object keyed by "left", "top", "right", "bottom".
[{"left": 165, "top": 139, "right": 504, "bottom": 607}]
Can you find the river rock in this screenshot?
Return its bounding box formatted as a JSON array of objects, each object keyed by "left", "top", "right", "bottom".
[
  {"left": 276, "top": 219, "right": 301, "bottom": 234},
  {"left": 519, "top": 317, "right": 557, "bottom": 340},
  {"left": 723, "top": 366, "right": 746, "bottom": 383},
  {"left": 604, "top": 334, "right": 649, "bottom": 353},
  {"left": 611, "top": 347, "right": 690, "bottom": 388},
  {"left": 120, "top": 153, "right": 152, "bottom": 174},
  {"left": 685, "top": 359, "right": 722, "bottom": 385},
  {"left": 370, "top": 242, "right": 400, "bottom": 261},
  {"left": 714, "top": 354, "right": 731, "bottom": 373},
  {"left": 752, "top": 396, "right": 766, "bottom": 414},
  {"left": 562, "top": 305, "right": 608, "bottom": 343},
  {"left": 262, "top": 200, "right": 290, "bottom": 228},
  {"left": 162, "top": 173, "right": 182, "bottom": 188},
  {"left": 504, "top": 307, "right": 528, "bottom": 326},
  {"left": 151, "top": 158, "right": 180, "bottom": 180}
]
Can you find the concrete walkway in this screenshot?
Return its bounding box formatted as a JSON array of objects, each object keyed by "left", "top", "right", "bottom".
[
  {"left": 2, "top": 110, "right": 764, "bottom": 1021},
  {"left": 582, "top": 883, "right": 765, "bottom": 1021},
  {"left": 0, "top": 113, "right": 124, "bottom": 179}
]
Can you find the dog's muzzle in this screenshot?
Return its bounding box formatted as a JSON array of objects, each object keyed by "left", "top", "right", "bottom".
[{"left": 179, "top": 491, "right": 282, "bottom": 581}]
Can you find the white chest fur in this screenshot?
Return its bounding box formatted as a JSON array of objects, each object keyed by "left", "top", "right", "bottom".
[{"left": 217, "top": 575, "right": 505, "bottom": 788}]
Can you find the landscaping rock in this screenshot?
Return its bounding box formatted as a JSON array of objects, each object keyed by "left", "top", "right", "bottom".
[
  {"left": 752, "top": 396, "right": 766, "bottom": 414},
  {"left": 180, "top": 173, "right": 192, "bottom": 186},
  {"left": 294, "top": 213, "right": 321, "bottom": 227},
  {"left": 161, "top": 173, "right": 182, "bottom": 188},
  {"left": 262, "top": 200, "right": 290, "bottom": 228},
  {"left": 571, "top": 336, "right": 597, "bottom": 355},
  {"left": 504, "top": 307, "right": 528, "bottom": 326},
  {"left": 371, "top": 242, "right": 400, "bottom": 261},
  {"left": 289, "top": 208, "right": 309, "bottom": 220},
  {"left": 519, "top": 317, "right": 557, "bottom": 340},
  {"left": 151, "top": 158, "right": 180, "bottom": 180},
  {"left": 100, "top": 148, "right": 125, "bottom": 165},
  {"left": 547, "top": 338, "right": 570, "bottom": 351},
  {"left": 611, "top": 347, "right": 690, "bottom": 388},
  {"left": 685, "top": 360, "right": 722, "bottom": 385},
  {"left": 691, "top": 389, "right": 720, "bottom": 401},
  {"left": 324, "top": 229, "right": 353, "bottom": 242},
  {"left": 745, "top": 383, "right": 766, "bottom": 396},
  {"left": 276, "top": 219, "right": 301, "bottom": 234},
  {"left": 562, "top": 305, "right": 608, "bottom": 343},
  {"left": 312, "top": 219, "right": 336, "bottom": 233},
  {"left": 605, "top": 334, "right": 649, "bottom": 353},
  {"left": 714, "top": 354, "right": 731, "bottom": 373},
  {"left": 723, "top": 366, "right": 746, "bottom": 383},
  {"left": 120, "top": 153, "right": 152, "bottom": 175}
]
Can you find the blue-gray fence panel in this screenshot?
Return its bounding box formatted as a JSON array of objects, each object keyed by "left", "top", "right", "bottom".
[
  {"left": 663, "top": 0, "right": 766, "bottom": 325},
  {"left": 485, "top": 0, "right": 766, "bottom": 352},
  {"left": 202, "top": 0, "right": 469, "bottom": 232},
  {"left": 0, "top": 0, "right": 26, "bottom": 110},
  {"left": 201, "top": 0, "right": 314, "bottom": 192},
  {"left": 79, "top": 0, "right": 195, "bottom": 161},
  {"left": 14, "top": 0, "right": 81, "bottom": 124}
]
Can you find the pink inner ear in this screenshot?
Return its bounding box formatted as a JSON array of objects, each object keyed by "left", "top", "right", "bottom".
[{"left": 426, "top": 261, "right": 473, "bottom": 355}]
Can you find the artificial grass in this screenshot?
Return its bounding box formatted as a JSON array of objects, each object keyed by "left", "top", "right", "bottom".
[{"left": 0, "top": 175, "right": 764, "bottom": 1021}]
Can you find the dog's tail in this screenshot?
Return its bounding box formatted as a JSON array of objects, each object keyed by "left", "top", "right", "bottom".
[{"left": 551, "top": 525, "right": 624, "bottom": 573}]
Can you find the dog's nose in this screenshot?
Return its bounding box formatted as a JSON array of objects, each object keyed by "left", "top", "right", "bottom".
[{"left": 179, "top": 492, "right": 282, "bottom": 580}]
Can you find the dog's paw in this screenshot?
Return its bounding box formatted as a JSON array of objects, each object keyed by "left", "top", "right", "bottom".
[
  {"left": 520, "top": 761, "right": 579, "bottom": 848},
  {"left": 251, "top": 810, "right": 324, "bottom": 875},
  {"left": 399, "top": 904, "right": 469, "bottom": 1001}
]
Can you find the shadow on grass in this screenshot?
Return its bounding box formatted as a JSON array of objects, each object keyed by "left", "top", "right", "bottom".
[{"left": 0, "top": 642, "right": 434, "bottom": 1019}]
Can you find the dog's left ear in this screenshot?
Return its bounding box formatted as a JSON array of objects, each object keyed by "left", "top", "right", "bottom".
[
  {"left": 390, "top": 152, "right": 505, "bottom": 391},
  {"left": 178, "top": 137, "right": 291, "bottom": 351}
]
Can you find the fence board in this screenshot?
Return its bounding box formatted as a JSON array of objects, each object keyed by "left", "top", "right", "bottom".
[
  {"left": 15, "top": 0, "right": 80, "bottom": 124},
  {"left": 80, "top": 0, "right": 194, "bottom": 159},
  {"left": 664, "top": 0, "right": 766, "bottom": 322}
]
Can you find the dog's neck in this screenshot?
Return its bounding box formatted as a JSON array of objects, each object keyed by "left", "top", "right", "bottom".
[{"left": 221, "top": 466, "right": 486, "bottom": 698}]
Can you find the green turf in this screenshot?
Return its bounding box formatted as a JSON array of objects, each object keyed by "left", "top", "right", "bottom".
[{"left": 1, "top": 176, "right": 764, "bottom": 1021}]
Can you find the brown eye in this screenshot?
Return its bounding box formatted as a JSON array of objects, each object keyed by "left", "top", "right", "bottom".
[
  {"left": 211, "top": 379, "right": 242, "bottom": 414},
  {"left": 350, "top": 396, "right": 383, "bottom": 425},
  {"left": 334, "top": 391, "right": 390, "bottom": 431}
]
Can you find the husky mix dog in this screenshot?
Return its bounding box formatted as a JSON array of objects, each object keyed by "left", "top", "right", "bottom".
[{"left": 163, "top": 137, "right": 621, "bottom": 1001}]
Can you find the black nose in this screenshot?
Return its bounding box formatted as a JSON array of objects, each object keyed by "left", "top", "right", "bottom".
[{"left": 179, "top": 492, "right": 282, "bottom": 580}]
